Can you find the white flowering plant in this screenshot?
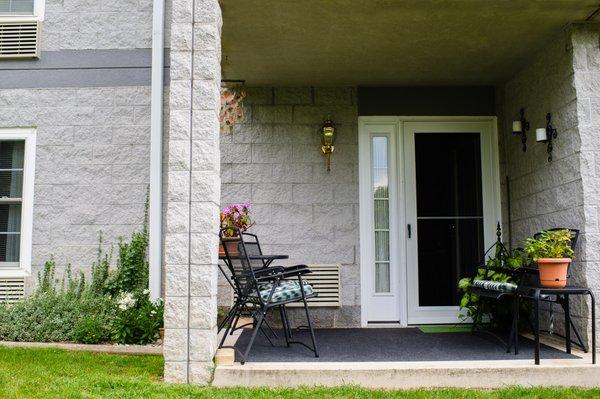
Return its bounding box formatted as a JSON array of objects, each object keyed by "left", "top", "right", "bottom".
[{"left": 111, "top": 289, "right": 164, "bottom": 345}]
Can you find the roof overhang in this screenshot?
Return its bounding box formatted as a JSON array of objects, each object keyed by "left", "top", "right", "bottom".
[{"left": 221, "top": 0, "right": 598, "bottom": 86}]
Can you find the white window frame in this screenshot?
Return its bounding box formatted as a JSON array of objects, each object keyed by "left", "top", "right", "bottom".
[
  {"left": 0, "top": 0, "right": 45, "bottom": 21},
  {"left": 0, "top": 128, "right": 36, "bottom": 278}
]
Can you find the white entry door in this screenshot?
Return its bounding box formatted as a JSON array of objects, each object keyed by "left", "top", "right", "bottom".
[
  {"left": 359, "top": 118, "right": 500, "bottom": 326},
  {"left": 404, "top": 121, "right": 499, "bottom": 324}
]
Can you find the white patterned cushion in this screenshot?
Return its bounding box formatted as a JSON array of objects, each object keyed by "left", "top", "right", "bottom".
[{"left": 257, "top": 280, "right": 314, "bottom": 303}]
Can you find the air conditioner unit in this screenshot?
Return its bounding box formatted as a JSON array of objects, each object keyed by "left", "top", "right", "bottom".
[{"left": 0, "top": 20, "right": 40, "bottom": 59}]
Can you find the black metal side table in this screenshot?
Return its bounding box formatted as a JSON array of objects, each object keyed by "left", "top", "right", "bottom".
[{"left": 515, "top": 285, "right": 596, "bottom": 365}]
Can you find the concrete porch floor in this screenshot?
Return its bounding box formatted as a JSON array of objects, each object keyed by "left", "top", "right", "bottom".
[{"left": 213, "top": 328, "right": 599, "bottom": 388}]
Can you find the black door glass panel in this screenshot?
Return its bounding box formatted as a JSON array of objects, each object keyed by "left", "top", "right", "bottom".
[
  {"left": 417, "top": 218, "right": 484, "bottom": 306},
  {"left": 414, "top": 133, "right": 485, "bottom": 307},
  {"left": 415, "top": 133, "right": 482, "bottom": 217}
]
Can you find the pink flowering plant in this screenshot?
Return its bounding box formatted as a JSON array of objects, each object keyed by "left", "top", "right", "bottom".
[{"left": 220, "top": 202, "right": 253, "bottom": 237}]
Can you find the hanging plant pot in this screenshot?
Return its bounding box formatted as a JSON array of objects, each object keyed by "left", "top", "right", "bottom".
[
  {"left": 219, "top": 237, "right": 240, "bottom": 257},
  {"left": 537, "top": 258, "right": 571, "bottom": 288}
]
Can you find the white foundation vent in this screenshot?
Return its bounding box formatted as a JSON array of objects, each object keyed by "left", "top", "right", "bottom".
[
  {"left": 0, "top": 20, "right": 40, "bottom": 58},
  {"left": 0, "top": 278, "right": 25, "bottom": 303},
  {"left": 289, "top": 264, "right": 341, "bottom": 307}
]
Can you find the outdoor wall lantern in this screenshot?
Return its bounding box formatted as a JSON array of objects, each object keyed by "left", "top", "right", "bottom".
[
  {"left": 536, "top": 113, "right": 558, "bottom": 162},
  {"left": 320, "top": 119, "right": 336, "bottom": 172},
  {"left": 512, "top": 108, "right": 530, "bottom": 152}
]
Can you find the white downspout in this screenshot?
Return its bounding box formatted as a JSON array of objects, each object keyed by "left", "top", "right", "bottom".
[{"left": 149, "top": 0, "right": 165, "bottom": 301}]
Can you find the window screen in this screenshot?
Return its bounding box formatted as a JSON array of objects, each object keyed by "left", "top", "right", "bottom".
[
  {"left": 0, "top": 141, "right": 24, "bottom": 267},
  {"left": 0, "top": 0, "right": 35, "bottom": 15}
]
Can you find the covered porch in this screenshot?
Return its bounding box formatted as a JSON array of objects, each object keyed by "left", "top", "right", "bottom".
[
  {"left": 213, "top": 326, "right": 597, "bottom": 388},
  {"left": 162, "top": 0, "right": 600, "bottom": 384}
]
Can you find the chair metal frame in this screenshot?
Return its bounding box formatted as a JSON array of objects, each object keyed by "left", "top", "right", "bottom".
[{"left": 218, "top": 227, "right": 319, "bottom": 364}]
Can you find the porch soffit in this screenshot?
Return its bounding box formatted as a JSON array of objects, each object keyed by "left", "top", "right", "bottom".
[{"left": 220, "top": 0, "right": 598, "bottom": 86}]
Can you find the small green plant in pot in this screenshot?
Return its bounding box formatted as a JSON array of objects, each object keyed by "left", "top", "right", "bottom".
[{"left": 524, "top": 229, "right": 575, "bottom": 288}]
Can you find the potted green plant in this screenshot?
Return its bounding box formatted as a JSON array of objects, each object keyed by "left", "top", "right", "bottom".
[
  {"left": 219, "top": 202, "right": 253, "bottom": 257},
  {"left": 524, "top": 229, "right": 575, "bottom": 288}
]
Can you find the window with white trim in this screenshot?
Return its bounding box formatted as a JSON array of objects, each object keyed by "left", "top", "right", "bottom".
[
  {"left": 0, "top": 0, "right": 44, "bottom": 19},
  {"left": 0, "top": 129, "right": 35, "bottom": 277},
  {"left": 0, "top": 0, "right": 34, "bottom": 15}
]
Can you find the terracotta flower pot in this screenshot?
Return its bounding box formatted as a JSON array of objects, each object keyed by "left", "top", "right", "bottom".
[
  {"left": 219, "top": 237, "right": 240, "bottom": 257},
  {"left": 159, "top": 327, "right": 164, "bottom": 340},
  {"left": 537, "top": 258, "right": 571, "bottom": 288}
]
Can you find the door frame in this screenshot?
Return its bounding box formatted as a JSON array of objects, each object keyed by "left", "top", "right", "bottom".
[{"left": 359, "top": 116, "right": 501, "bottom": 327}]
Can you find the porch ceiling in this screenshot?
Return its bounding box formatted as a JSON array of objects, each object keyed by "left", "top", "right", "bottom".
[{"left": 220, "top": 0, "right": 598, "bottom": 86}]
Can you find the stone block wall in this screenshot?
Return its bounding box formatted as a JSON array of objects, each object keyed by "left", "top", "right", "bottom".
[
  {"left": 219, "top": 87, "right": 360, "bottom": 327},
  {"left": 499, "top": 24, "right": 600, "bottom": 343},
  {"left": 41, "top": 0, "right": 154, "bottom": 51},
  {"left": 0, "top": 86, "right": 152, "bottom": 291},
  {"left": 571, "top": 23, "right": 600, "bottom": 346}
]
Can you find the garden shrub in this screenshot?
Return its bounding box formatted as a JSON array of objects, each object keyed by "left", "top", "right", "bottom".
[
  {"left": 0, "top": 191, "right": 164, "bottom": 344},
  {"left": 111, "top": 291, "right": 163, "bottom": 344}
]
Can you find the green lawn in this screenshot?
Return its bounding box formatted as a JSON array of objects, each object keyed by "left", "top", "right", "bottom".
[{"left": 0, "top": 347, "right": 599, "bottom": 399}]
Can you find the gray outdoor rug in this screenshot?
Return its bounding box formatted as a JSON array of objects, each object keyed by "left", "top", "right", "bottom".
[{"left": 233, "top": 328, "right": 580, "bottom": 362}]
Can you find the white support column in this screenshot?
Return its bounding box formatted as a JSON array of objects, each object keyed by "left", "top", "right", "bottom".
[
  {"left": 149, "top": 0, "right": 165, "bottom": 302},
  {"left": 163, "top": 0, "right": 222, "bottom": 385}
]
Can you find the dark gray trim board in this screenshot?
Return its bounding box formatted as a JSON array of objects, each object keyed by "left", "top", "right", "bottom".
[
  {"left": 0, "top": 49, "right": 171, "bottom": 88},
  {"left": 358, "top": 86, "right": 496, "bottom": 116},
  {"left": 0, "top": 49, "right": 171, "bottom": 70}
]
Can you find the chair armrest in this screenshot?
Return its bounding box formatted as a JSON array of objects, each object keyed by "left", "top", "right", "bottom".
[
  {"left": 254, "top": 266, "right": 285, "bottom": 275},
  {"left": 279, "top": 267, "right": 312, "bottom": 278},
  {"left": 269, "top": 264, "right": 311, "bottom": 272},
  {"left": 255, "top": 267, "right": 312, "bottom": 282}
]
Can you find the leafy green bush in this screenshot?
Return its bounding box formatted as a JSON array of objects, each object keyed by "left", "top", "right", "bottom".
[
  {"left": 457, "top": 246, "right": 529, "bottom": 329},
  {"left": 0, "top": 270, "right": 116, "bottom": 343},
  {"left": 0, "top": 193, "right": 164, "bottom": 344},
  {"left": 111, "top": 291, "right": 163, "bottom": 345},
  {"left": 524, "top": 229, "right": 575, "bottom": 260}
]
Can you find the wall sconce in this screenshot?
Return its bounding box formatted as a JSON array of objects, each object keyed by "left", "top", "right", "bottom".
[
  {"left": 320, "top": 119, "right": 336, "bottom": 172},
  {"left": 512, "top": 108, "right": 530, "bottom": 152},
  {"left": 536, "top": 113, "right": 558, "bottom": 162}
]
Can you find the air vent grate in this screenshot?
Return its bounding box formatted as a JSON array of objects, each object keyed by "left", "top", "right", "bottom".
[
  {"left": 0, "top": 278, "right": 25, "bottom": 303},
  {"left": 0, "top": 20, "right": 39, "bottom": 58},
  {"left": 289, "top": 264, "right": 341, "bottom": 307}
]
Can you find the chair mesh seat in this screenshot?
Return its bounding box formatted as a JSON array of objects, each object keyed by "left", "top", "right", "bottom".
[
  {"left": 257, "top": 280, "right": 314, "bottom": 303},
  {"left": 472, "top": 279, "right": 517, "bottom": 293}
]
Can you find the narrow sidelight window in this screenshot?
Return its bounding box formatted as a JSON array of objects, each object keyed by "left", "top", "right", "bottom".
[{"left": 372, "top": 136, "right": 390, "bottom": 293}]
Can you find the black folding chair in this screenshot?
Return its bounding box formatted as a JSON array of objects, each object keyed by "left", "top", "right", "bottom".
[
  {"left": 218, "top": 228, "right": 319, "bottom": 364},
  {"left": 218, "top": 232, "right": 279, "bottom": 338}
]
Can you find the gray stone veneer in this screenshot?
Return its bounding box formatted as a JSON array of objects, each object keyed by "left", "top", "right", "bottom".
[
  {"left": 499, "top": 23, "right": 600, "bottom": 345},
  {"left": 41, "top": 0, "right": 154, "bottom": 51},
  {"left": 162, "top": 0, "right": 222, "bottom": 385},
  {"left": 0, "top": 86, "right": 152, "bottom": 292},
  {"left": 219, "top": 87, "right": 360, "bottom": 328},
  {"left": 572, "top": 23, "right": 600, "bottom": 346}
]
